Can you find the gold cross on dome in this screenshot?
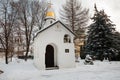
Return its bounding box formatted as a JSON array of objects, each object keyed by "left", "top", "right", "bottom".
[{"left": 48, "top": 0, "right": 53, "bottom": 8}]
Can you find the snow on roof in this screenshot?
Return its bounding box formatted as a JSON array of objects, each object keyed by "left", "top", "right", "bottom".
[{"left": 33, "top": 20, "right": 76, "bottom": 39}]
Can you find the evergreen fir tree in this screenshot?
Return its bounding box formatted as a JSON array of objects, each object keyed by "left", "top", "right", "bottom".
[
  {"left": 109, "top": 31, "right": 120, "bottom": 60},
  {"left": 85, "top": 4, "right": 115, "bottom": 61}
]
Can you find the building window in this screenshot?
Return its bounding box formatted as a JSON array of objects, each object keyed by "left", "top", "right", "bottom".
[
  {"left": 50, "top": 21, "right": 53, "bottom": 24},
  {"left": 65, "top": 49, "right": 69, "bottom": 53},
  {"left": 64, "top": 34, "right": 71, "bottom": 43}
]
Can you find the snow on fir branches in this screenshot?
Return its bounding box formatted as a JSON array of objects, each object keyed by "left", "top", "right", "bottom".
[{"left": 85, "top": 4, "right": 116, "bottom": 61}]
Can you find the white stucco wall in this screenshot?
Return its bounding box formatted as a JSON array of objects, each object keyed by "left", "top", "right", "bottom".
[{"left": 33, "top": 22, "right": 76, "bottom": 70}]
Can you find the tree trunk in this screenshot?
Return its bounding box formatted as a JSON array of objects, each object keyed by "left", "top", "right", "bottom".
[
  {"left": 24, "top": 43, "right": 30, "bottom": 61},
  {"left": 5, "top": 49, "right": 8, "bottom": 64}
]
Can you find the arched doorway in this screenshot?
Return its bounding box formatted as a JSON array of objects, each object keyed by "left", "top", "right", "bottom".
[{"left": 45, "top": 45, "right": 54, "bottom": 68}]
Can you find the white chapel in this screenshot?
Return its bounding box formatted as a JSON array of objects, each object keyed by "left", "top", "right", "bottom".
[{"left": 33, "top": 3, "right": 76, "bottom": 70}]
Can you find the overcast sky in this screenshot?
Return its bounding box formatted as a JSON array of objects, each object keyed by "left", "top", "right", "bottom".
[{"left": 49, "top": 0, "right": 120, "bottom": 32}]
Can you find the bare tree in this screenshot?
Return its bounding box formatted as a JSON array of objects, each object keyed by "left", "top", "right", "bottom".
[
  {"left": 60, "top": 0, "right": 89, "bottom": 33},
  {"left": 13, "top": 0, "right": 48, "bottom": 61},
  {"left": 34, "top": 0, "right": 48, "bottom": 30},
  {"left": 0, "top": 0, "right": 17, "bottom": 64}
]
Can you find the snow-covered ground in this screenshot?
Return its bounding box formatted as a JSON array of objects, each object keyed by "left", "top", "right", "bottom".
[{"left": 0, "top": 58, "right": 120, "bottom": 80}]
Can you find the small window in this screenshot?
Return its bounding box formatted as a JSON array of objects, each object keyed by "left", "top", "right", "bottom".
[
  {"left": 50, "top": 21, "right": 53, "bottom": 24},
  {"left": 65, "top": 49, "right": 69, "bottom": 53},
  {"left": 64, "top": 34, "right": 71, "bottom": 43}
]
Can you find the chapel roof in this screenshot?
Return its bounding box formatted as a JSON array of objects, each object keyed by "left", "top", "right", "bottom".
[{"left": 34, "top": 20, "right": 76, "bottom": 39}]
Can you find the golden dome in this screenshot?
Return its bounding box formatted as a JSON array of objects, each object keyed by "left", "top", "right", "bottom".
[
  {"left": 45, "top": 2, "right": 56, "bottom": 19},
  {"left": 46, "top": 11, "right": 55, "bottom": 18}
]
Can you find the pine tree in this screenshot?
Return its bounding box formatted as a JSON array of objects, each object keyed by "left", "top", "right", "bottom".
[
  {"left": 85, "top": 4, "right": 115, "bottom": 61},
  {"left": 110, "top": 32, "right": 120, "bottom": 60},
  {"left": 60, "top": 0, "right": 89, "bottom": 33}
]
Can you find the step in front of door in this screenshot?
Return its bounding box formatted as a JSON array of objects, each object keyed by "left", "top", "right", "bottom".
[{"left": 46, "top": 67, "right": 59, "bottom": 70}]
